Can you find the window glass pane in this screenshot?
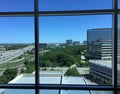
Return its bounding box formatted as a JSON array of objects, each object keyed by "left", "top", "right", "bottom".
[
  {"left": 40, "top": 90, "right": 109, "bottom": 94},
  {"left": 41, "top": 90, "right": 113, "bottom": 94},
  {"left": 118, "top": 14, "right": 120, "bottom": 85},
  {"left": 62, "top": 90, "right": 113, "bottom": 94},
  {"left": 0, "top": 0, "right": 34, "bottom": 12},
  {"left": 39, "top": 15, "right": 112, "bottom": 85},
  {"left": 0, "top": 17, "right": 35, "bottom": 84},
  {"left": 0, "top": 89, "right": 35, "bottom": 94},
  {"left": 118, "top": 0, "right": 120, "bottom": 9},
  {"left": 39, "top": 0, "right": 112, "bottom": 11},
  {"left": 40, "top": 89, "right": 59, "bottom": 94},
  {"left": 0, "top": 89, "right": 114, "bottom": 94}
]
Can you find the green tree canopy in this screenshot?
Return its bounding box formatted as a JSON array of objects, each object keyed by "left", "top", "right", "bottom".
[{"left": 64, "top": 67, "right": 80, "bottom": 76}]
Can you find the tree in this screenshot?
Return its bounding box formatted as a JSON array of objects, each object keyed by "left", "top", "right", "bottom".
[
  {"left": 42, "top": 60, "right": 52, "bottom": 67},
  {"left": 39, "top": 45, "right": 87, "bottom": 67},
  {"left": 84, "top": 52, "right": 90, "bottom": 60},
  {"left": 24, "top": 60, "right": 29, "bottom": 65},
  {"left": 4, "top": 68, "right": 17, "bottom": 79},
  {"left": 56, "top": 53, "right": 76, "bottom": 66},
  {"left": 0, "top": 75, "right": 7, "bottom": 83},
  {"left": 0, "top": 68, "right": 18, "bottom": 83},
  {"left": 64, "top": 67, "right": 80, "bottom": 76},
  {"left": 20, "top": 68, "right": 26, "bottom": 73},
  {"left": 23, "top": 61, "right": 35, "bottom": 73}
]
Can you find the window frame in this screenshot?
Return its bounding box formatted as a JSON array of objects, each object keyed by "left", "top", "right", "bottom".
[{"left": 0, "top": 0, "right": 119, "bottom": 94}]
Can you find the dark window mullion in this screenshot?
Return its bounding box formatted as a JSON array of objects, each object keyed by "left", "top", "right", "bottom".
[
  {"left": 38, "top": 9, "right": 113, "bottom": 16},
  {"left": 34, "top": 0, "right": 39, "bottom": 94},
  {"left": 113, "top": 0, "right": 118, "bottom": 93},
  {"left": 0, "top": 12, "right": 34, "bottom": 16}
]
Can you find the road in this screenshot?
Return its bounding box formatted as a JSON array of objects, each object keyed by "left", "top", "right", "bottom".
[
  {"left": 0, "top": 45, "right": 34, "bottom": 64},
  {"left": 0, "top": 45, "right": 34, "bottom": 76}
]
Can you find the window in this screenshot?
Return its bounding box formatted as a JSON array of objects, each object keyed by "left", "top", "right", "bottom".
[
  {"left": 118, "top": 14, "right": 120, "bottom": 86},
  {"left": 39, "top": 0, "right": 112, "bottom": 11},
  {"left": 0, "top": 0, "right": 119, "bottom": 94},
  {"left": 118, "top": 0, "right": 120, "bottom": 8},
  {"left": 39, "top": 15, "right": 113, "bottom": 86},
  {"left": 0, "top": 0, "right": 34, "bottom": 12}
]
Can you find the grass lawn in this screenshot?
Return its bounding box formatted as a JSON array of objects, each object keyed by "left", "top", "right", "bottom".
[
  {"left": 0, "top": 54, "right": 34, "bottom": 68},
  {"left": 0, "top": 59, "right": 25, "bottom": 68}
]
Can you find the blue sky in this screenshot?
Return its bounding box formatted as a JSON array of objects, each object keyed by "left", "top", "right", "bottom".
[
  {"left": 0, "top": 0, "right": 118, "bottom": 43},
  {"left": 119, "top": 0, "right": 120, "bottom": 9},
  {"left": 0, "top": 0, "right": 112, "bottom": 12},
  {"left": 39, "top": 15, "right": 112, "bottom": 43},
  {"left": 0, "top": 17, "right": 34, "bottom": 43},
  {"left": 39, "top": 0, "right": 112, "bottom": 11}
]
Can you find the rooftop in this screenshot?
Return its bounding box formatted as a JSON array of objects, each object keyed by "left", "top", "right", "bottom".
[
  {"left": 88, "top": 28, "right": 112, "bottom": 31},
  {"left": 89, "top": 60, "right": 112, "bottom": 68},
  {"left": 1, "top": 71, "right": 90, "bottom": 94}
]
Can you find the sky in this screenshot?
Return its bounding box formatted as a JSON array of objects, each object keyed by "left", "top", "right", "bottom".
[{"left": 0, "top": 0, "right": 119, "bottom": 43}]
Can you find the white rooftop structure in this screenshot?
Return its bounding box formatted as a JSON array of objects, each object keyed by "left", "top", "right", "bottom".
[
  {"left": 61, "top": 77, "right": 90, "bottom": 94},
  {"left": 89, "top": 60, "right": 120, "bottom": 70},
  {"left": 62, "top": 77, "right": 86, "bottom": 85},
  {"left": 0, "top": 71, "right": 112, "bottom": 94},
  {"left": 89, "top": 60, "right": 112, "bottom": 68}
]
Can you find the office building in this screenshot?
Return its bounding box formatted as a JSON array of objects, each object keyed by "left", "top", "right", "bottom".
[
  {"left": 88, "top": 28, "right": 120, "bottom": 85},
  {"left": 88, "top": 28, "right": 120, "bottom": 60},
  {"left": 66, "top": 39, "right": 73, "bottom": 45},
  {"left": 73, "top": 41, "right": 80, "bottom": 45},
  {"left": 89, "top": 60, "right": 112, "bottom": 83},
  {"left": 39, "top": 43, "right": 48, "bottom": 50},
  {"left": 87, "top": 28, "right": 113, "bottom": 60},
  {"left": 83, "top": 41, "right": 87, "bottom": 45}
]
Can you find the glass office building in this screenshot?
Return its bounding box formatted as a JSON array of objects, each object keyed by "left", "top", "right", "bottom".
[
  {"left": 87, "top": 28, "right": 112, "bottom": 60},
  {"left": 88, "top": 28, "right": 120, "bottom": 85}
]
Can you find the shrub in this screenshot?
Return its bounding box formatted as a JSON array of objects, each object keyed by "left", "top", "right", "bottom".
[
  {"left": 0, "top": 68, "right": 18, "bottom": 83},
  {"left": 64, "top": 67, "right": 80, "bottom": 76}
]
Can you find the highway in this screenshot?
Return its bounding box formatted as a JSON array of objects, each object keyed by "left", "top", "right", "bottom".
[{"left": 0, "top": 45, "right": 34, "bottom": 64}]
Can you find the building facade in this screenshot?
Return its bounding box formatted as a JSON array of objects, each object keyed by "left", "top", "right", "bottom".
[
  {"left": 89, "top": 60, "right": 112, "bottom": 84},
  {"left": 73, "top": 41, "right": 80, "bottom": 45},
  {"left": 88, "top": 28, "right": 120, "bottom": 85},
  {"left": 66, "top": 39, "right": 73, "bottom": 45},
  {"left": 87, "top": 28, "right": 112, "bottom": 60}
]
